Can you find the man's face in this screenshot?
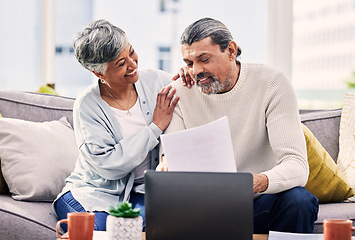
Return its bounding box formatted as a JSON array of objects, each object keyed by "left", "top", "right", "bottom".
[{"left": 181, "top": 37, "right": 235, "bottom": 94}]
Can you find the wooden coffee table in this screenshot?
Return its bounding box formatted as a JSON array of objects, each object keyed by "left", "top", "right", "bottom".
[{"left": 253, "top": 234, "right": 268, "bottom": 240}]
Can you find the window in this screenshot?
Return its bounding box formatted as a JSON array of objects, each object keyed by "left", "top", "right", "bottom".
[
  {"left": 158, "top": 46, "right": 171, "bottom": 73},
  {"left": 292, "top": 0, "right": 355, "bottom": 109}
]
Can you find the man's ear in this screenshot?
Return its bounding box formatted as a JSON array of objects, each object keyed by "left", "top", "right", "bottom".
[
  {"left": 227, "top": 41, "right": 238, "bottom": 61},
  {"left": 93, "top": 71, "right": 104, "bottom": 80}
]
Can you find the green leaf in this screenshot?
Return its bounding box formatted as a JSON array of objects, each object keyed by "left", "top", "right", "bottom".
[{"left": 108, "top": 201, "right": 141, "bottom": 218}]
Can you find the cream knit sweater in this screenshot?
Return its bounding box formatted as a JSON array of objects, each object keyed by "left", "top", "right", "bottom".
[{"left": 164, "top": 62, "right": 308, "bottom": 194}]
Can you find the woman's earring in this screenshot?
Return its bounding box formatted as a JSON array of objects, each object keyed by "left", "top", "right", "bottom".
[{"left": 100, "top": 79, "right": 105, "bottom": 84}]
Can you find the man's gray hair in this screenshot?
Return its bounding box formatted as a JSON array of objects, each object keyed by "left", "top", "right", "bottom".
[
  {"left": 73, "top": 19, "right": 128, "bottom": 73},
  {"left": 180, "top": 17, "right": 241, "bottom": 57}
]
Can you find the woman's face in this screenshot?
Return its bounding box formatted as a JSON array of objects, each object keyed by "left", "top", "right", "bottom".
[{"left": 100, "top": 43, "right": 139, "bottom": 87}]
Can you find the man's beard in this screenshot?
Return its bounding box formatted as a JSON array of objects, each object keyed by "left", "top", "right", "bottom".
[{"left": 195, "top": 72, "right": 232, "bottom": 95}]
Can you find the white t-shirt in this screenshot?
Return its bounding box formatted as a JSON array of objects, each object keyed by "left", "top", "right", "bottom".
[{"left": 111, "top": 97, "right": 151, "bottom": 184}]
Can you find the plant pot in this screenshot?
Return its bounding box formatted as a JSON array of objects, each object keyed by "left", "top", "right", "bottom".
[{"left": 106, "top": 215, "right": 143, "bottom": 240}]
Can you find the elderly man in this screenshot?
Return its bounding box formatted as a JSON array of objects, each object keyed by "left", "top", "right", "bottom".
[{"left": 159, "top": 17, "right": 318, "bottom": 233}]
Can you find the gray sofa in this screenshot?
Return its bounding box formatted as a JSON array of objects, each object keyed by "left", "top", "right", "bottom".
[
  {"left": 0, "top": 90, "right": 354, "bottom": 239},
  {"left": 300, "top": 109, "right": 355, "bottom": 233},
  {"left": 0, "top": 91, "right": 74, "bottom": 240}
]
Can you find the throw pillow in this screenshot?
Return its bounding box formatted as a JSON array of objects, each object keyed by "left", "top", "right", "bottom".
[
  {"left": 0, "top": 117, "right": 78, "bottom": 201},
  {"left": 0, "top": 170, "right": 8, "bottom": 194},
  {"left": 303, "top": 124, "right": 354, "bottom": 203},
  {"left": 0, "top": 112, "right": 9, "bottom": 194},
  {"left": 338, "top": 93, "right": 355, "bottom": 200}
]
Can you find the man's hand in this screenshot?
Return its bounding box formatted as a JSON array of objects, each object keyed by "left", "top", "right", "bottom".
[
  {"left": 172, "top": 67, "right": 194, "bottom": 88},
  {"left": 156, "top": 154, "right": 169, "bottom": 171},
  {"left": 253, "top": 174, "right": 268, "bottom": 193}
]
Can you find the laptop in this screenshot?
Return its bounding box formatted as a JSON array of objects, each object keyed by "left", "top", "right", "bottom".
[{"left": 144, "top": 171, "right": 253, "bottom": 240}]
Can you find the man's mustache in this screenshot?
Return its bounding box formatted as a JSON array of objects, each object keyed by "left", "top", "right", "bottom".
[{"left": 194, "top": 72, "right": 214, "bottom": 82}]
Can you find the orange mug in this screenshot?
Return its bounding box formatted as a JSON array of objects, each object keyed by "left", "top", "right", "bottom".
[
  {"left": 56, "top": 212, "right": 95, "bottom": 240},
  {"left": 323, "top": 219, "right": 355, "bottom": 240}
]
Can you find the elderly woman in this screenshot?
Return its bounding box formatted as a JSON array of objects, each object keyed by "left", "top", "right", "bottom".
[{"left": 53, "top": 19, "right": 179, "bottom": 231}]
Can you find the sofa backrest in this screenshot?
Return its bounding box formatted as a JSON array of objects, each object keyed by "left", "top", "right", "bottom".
[
  {"left": 0, "top": 90, "right": 341, "bottom": 162},
  {"left": 300, "top": 109, "right": 342, "bottom": 162},
  {"left": 0, "top": 91, "right": 75, "bottom": 127}
]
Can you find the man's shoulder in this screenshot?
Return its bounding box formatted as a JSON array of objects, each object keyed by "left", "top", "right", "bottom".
[
  {"left": 243, "top": 63, "right": 287, "bottom": 86},
  {"left": 245, "top": 62, "right": 281, "bottom": 74},
  {"left": 170, "top": 78, "right": 183, "bottom": 89},
  {"left": 171, "top": 78, "right": 197, "bottom": 91}
]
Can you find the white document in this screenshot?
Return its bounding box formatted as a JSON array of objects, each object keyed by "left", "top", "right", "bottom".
[
  {"left": 268, "top": 231, "right": 324, "bottom": 240},
  {"left": 268, "top": 231, "right": 355, "bottom": 240},
  {"left": 160, "top": 116, "right": 236, "bottom": 172}
]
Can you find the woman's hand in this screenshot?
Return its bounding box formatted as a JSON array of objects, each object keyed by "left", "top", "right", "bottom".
[
  {"left": 172, "top": 67, "right": 194, "bottom": 88},
  {"left": 156, "top": 154, "right": 169, "bottom": 171},
  {"left": 153, "top": 85, "right": 179, "bottom": 131}
]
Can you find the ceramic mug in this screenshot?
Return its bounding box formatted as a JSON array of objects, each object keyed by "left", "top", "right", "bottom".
[
  {"left": 323, "top": 219, "right": 355, "bottom": 240},
  {"left": 56, "top": 212, "right": 95, "bottom": 240}
]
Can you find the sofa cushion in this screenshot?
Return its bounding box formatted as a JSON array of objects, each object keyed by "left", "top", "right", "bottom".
[
  {"left": 338, "top": 93, "right": 355, "bottom": 200},
  {"left": 303, "top": 124, "right": 354, "bottom": 203},
  {"left": 313, "top": 202, "right": 355, "bottom": 233},
  {"left": 0, "top": 194, "right": 59, "bottom": 239},
  {"left": 0, "top": 117, "right": 78, "bottom": 201}
]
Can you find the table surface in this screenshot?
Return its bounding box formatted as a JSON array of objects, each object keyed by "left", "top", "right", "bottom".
[
  {"left": 58, "top": 231, "right": 355, "bottom": 240},
  {"left": 58, "top": 231, "right": 268, "bottom": 239},
  {"left": 92, "top": 231, "right": 268, "bottom": 240}
]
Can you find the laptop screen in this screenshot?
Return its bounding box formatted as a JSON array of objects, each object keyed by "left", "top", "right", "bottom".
[{"left": 145, "top": 171, "right": 253, "bottom": 240}]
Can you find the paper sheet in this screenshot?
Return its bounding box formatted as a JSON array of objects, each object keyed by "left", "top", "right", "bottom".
[
  {"left": 160, "top": 116, "right": 236, "bottom": 172},
  {"left": 268, "top": 231, "right": 355, "bottom": 240},
  {"left": 268, "top": 231, "right": 323, "bottom": 240}
]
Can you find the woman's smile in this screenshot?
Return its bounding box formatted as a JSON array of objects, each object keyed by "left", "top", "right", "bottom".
[{"left": 125, "top": 69, "right": 137, "bottom": 77}]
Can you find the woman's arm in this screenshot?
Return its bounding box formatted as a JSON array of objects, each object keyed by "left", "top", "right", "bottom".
[{"left": 75, "top": 86, "right": 178, "bottom": 180}]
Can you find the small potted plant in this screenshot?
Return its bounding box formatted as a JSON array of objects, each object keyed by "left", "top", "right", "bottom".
[{"left": 106, "top": 202, "right": 143, "bottom": 240}]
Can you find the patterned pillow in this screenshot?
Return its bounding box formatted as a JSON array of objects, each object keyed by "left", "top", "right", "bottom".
[{"left": 338, "top": 93, "right": 355, "bottom": 200}]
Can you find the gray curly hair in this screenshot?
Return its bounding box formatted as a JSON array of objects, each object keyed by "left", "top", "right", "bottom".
[{"left": 73, "top": 19, "right": 128, "bottom": 74}]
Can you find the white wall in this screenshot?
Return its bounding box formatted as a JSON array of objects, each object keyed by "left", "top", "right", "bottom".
[
  {"left": 0, "top": 0, "right": 270, "bottom": 98},
  {"left": 93, "top": 0, "right": 269, "bottom": 74},
  {"left": 268, "top": 0, "right": 293, "bottom": 81},
  {"left": 0, "top": 0, "right": 40, "bottom": 91}
]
